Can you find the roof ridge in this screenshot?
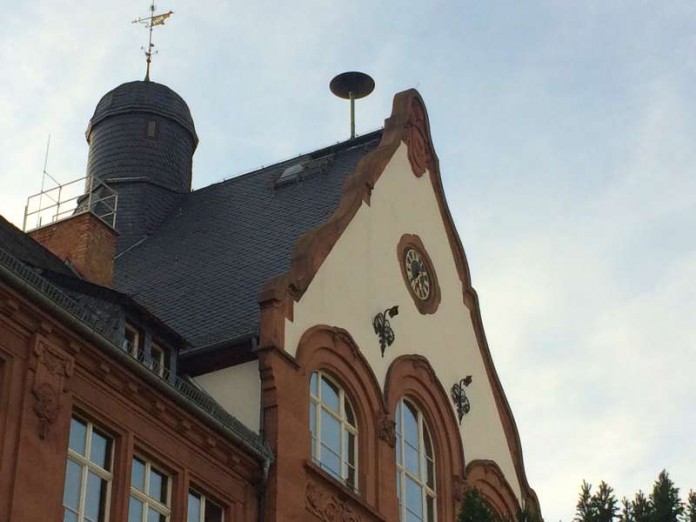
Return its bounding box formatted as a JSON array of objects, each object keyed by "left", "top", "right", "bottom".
[{"left": 190, "top": 128, "right": 383, "bottom": 195}]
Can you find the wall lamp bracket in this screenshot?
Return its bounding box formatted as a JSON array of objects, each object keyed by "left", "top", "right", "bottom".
[{"left": 372, "top": 306, "right": 399, "bottom": 357}]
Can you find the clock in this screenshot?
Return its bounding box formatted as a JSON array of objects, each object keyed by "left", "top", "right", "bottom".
[
  {"left": 404, "top": 247, "right": 431, "bottom": 300},
  {"left": 397, "top": 234, "right": 441, "bottom": 314}
]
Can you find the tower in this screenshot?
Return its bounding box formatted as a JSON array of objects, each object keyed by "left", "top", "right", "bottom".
[{"left": 85, "top": 80, "right": 198, "bottom": 251}]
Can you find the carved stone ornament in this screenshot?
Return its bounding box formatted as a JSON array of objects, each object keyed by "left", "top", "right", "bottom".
[
  {"left": 33, "top": 383, "right": 59, "bottom": 439},
  {"left": 377, "top": 412, "right": 396, "bottom": 447},
  {"left": 402, "top": 97, "right": 435, "bottom": 178},
  {"left": 453, "top": 474, "right": 468, "bottom": 503},
  {"left": 32, "top": 340, "right": 74, "bottom": 439},
  {"left": 306, "top": 482, "right": 362, "bottom": 522},
  {"left": 36, "top": 342, "right": 74, "bottom": 379}
]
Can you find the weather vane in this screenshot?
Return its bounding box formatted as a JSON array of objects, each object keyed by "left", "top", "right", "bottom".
[{"left": 132, "top": 1, "right": 174, "bottom": 81}]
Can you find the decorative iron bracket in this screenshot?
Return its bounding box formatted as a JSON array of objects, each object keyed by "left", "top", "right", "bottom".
[
  {"left": 372, "top": 306, "right": 399, "bottom": 357},
  {"left": 451, "top": 375, "right": 472, "bottom": 424}
]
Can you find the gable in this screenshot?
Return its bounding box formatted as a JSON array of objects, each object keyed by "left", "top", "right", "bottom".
[{"left": 258, "top": 90, "right": 538, "bottom": 510}]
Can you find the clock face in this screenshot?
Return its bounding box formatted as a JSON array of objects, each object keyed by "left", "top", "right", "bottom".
[
  {"left": 404, "top": 247, "right": 431, "bottom": 300},
  {"left": 397, "top": 234, "right": 440, "bottom": 314}
]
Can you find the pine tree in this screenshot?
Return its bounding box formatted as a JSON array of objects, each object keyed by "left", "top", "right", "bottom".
[
  {"left": 576, "top": 481, "right": 597, "bottom": 522},
  {"left": 685, "top": 490, "right": 696, "bottom": 522},
  {"left": 575, "top": 480, "right": 618, "bottom": 522},
  {"left": 631, "top": 491, "right": 652, "bottom": 522},
  {"left": 650, "top": 470, "right": 684, "bottom": 522},
  {"left": 577, "top": 471, "right": 694, "bottom": 522},
  {"left": 593, "top": 481, "right": 619, "bottom": 522},
  {"left": 620, "top": 497, "right": 634, "bottom": 522}
]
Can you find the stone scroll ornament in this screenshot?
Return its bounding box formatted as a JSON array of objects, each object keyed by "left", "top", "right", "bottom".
[
  {"left": 32, "top": 340, "right": 74, "bottom": 439},
  {"left": 402, "top": 97, "right": 437, "bottom": 178},
  {"left": 306, "top": 482, "right": 362, "bottom": 522}
]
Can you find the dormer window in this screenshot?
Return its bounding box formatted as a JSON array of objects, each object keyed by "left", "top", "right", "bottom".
[
  {"left": 123, "top": 324, "right": 140, "bottom": 356},
  {"left": 150, "top": 342, "right": 168, "bottom": 377}
]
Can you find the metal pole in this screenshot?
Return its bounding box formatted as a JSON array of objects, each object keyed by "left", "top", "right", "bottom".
[{"left": 349, "top": 91, "right": 355, "bottom": 139}]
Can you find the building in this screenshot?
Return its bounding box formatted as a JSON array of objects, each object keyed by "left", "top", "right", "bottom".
[{"left": 0, "top": 78, "right": 540, "bottom": 521}]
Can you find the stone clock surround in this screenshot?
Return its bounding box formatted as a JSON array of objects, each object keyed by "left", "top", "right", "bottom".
[{"left": 396, "top": 233, "right": 441, "bottom": 315}]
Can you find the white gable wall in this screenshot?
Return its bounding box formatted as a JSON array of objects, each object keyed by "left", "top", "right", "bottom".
[
  {"left": 194, "top": 360, "right": 261, "bottom": 432},
  {"left": 284, "top": 142, "right": 522, "bottom": 500}
]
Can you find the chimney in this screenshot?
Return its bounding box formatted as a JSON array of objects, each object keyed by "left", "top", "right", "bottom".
[{"left": 29, "top": 212, "right": 118, "bottom": 287}]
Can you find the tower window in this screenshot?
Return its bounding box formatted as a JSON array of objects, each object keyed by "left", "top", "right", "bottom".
[{"left": 145, "top": 119, "right": 158, "bottom": 139}]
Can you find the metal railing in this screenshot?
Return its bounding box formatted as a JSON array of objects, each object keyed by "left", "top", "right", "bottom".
[{"left": 23, "top": 173, "right": 118, "bottom": 231}]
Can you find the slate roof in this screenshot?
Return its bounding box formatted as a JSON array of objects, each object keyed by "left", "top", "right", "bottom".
[
  {"left": 87, "top": 81, "right": 198, "bottom": 146},
  {"left": 0, "top": 215, "right": 76, "bottom": 276},
  {"left": 113, "top": 131, "right": 382, "bottom": 348},
  {"left": 0, "top": 222, "right": 271, "bottom": 460}
]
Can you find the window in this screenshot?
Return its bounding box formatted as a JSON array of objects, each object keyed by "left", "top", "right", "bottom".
[
  {"left": 187, "top": 490, "right": 224, "bottom": 522},
  {"left": 145, "top": 119, "right": 158, "bottom": 139},
  {"left": 123, "top": 324, "right": 140, "bottom": 356},
  {"left": 129, "top": 457, "right": 170, "bottom": 522},
  {"left": 309, "top": 371, "right": 358, "bottom": 489},
  {"left": 150, "top": 342, "right": 167, "bottom": 377},
  {"left": 396, "top": 399, "right": 436, "bottom": 522},
  {"left": 63, "top": 417, "right": 113, "bottom": 522}
]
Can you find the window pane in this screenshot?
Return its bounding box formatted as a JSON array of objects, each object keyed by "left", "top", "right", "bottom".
[
  {"left": 188, "top": 491, "right": 201, "bottom": 522},
  {"left": 85, "top": 471, "right": 107, "bottom": 521},
  {"left": 423, "top": 427, "right": 433, "bottom": 458},
  {"left": 406, "top": 510, "right": 424, "bottom": 522},
  {"left": 149, "top": 468, "right": 167, "bottom": 503},
  {"left": 69, "top": 418, "right": 87, "bottom": 455},
  {"left": 344, "top": 399, "right": 355, "bottom": 426},
  {"left": 395, "top": 401, "right": 403, "bottom": 435},
  {"left": 346, "top": 465, "right": 356, "bottom": 489},
  {"left": 396, "top": 431, "right": 402, "bottom": 463},
  {"left": 319, "top": 443, "right": 341, "bottom": 479},
  {"left": 90, "top": 429, "right": 111, "bottom": 470},
  {"left": 131, "top": 458, "right": 146, "bottom": 491},
  {"left": 309, "top": 402, "right": 316, "bottom": 436},
  {"left": 403, "top": 403, "right": 419, "bottom": 446},
  {"left": 405, "top": 476, "right": 424, "bottom": 517},
  {"left": 405, "top": 442, "right": 420, "bottom": 474},
  {"left": 310, "top": 372, "right": 318, "bottom": 396},
  {"left": 64, "top": 510, "right": 79, "bottom": 522},
  {"left": 345, "top": 431, "right": 356, "bottom": 470},
  {"left": 426, "top": 457, "right": 435, "bottom": 489},
  {"left": 63, "top": 459, "right": 82, "bottom": 511},
  {"left": 147, "top": 507, "right": 167, "bottom": 522},
  {"left": 204, "top": 500, "right": 224, "bottom": 522},
  {"left": 320, "top": 377, "right": 340, "bottom": 413},
  {"left": 320, "top": 411, "right": 340, "bottom": 452},
  {"left": 129, "top": 496, "right": 144, "bottom": 522},
  {"left": 426, "top": 495, "right": 435, "bottom": 522}
]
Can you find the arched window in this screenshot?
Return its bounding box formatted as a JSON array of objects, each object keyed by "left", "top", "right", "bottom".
[
  {"left": 396, "top": 398, "right": 436, "bottom": 522},
  {"left": 309, "top": 371, "right": 358, "bottom": 489}
]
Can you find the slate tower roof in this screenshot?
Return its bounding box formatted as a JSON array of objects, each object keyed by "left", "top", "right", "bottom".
[{"left": 85, "top": 81, "right": 198, "bottom": 252}]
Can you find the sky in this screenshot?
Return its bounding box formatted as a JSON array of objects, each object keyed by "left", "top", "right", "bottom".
[{"left": 1, "top": 1, "right": 695, "bottom": 520}]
